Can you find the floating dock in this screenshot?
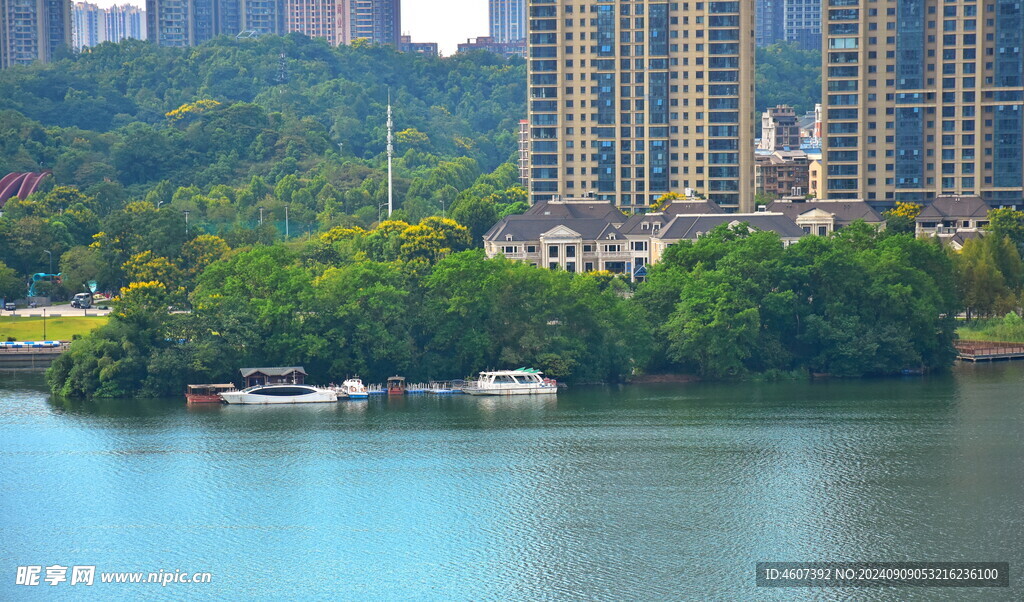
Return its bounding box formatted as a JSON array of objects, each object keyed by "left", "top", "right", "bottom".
[{"left": 955, "top": 340, "right": 1024, "bottom": 362}]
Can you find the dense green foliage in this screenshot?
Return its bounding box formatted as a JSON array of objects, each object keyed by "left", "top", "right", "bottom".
[
  {"left": 47, "top": 221, "right": 961, "bottom": 397},
  {"left": 47, "top": 224, "right": 646, "bottom": 396},
  {"left": 756, "top": 43, "right": 822, "bottom": 116},
  {"left": 636, "top": 223, "right": 957, "bottom": 378},
  {"left": 952, "top": 234, "right": 1024, "bottom": 319},
  {"left": 0, "top": 38, "right": 532, "bottom": 296}
]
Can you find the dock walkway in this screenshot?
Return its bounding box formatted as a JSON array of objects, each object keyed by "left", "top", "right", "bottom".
[{"left": 955, "top": 340, "right": 1024, "bottom": 362}]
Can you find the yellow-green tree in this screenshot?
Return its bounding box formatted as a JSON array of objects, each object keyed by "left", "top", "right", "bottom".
[
  {"left": 650, "top": 192, "right": 683, "bottom": 212},
  {"left": 181, "top": 234, "right": 231, "bottom": 277},
  {"left": 122, "top": 251, "right": 184, "bottom": 292},
  {"left": 882, "top": 202, "right": 923, "bottom": 234}
]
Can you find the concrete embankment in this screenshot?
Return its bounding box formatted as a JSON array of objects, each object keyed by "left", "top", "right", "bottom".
[{"left": 0, "top": 345, "right": 68, "bottom": 371}]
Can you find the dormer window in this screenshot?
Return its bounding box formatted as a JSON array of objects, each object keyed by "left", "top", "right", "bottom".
[
  {"left": 505, "top": 234, "right": 514, "bottom": 241},
  {"left": 607, "top": 234, "right": 616, "bottom": 240},
  {"left": 642, "top": 222, "right": 650, "bottom": 230}
]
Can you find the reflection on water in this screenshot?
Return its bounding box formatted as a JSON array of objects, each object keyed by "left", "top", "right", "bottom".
[{"left": 1, "top": 366, "right": 1022, "bottom": 600}]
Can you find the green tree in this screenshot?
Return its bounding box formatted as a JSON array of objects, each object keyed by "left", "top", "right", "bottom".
[{"left": 0, "top": 260, "right": 23, "bottom": 301}]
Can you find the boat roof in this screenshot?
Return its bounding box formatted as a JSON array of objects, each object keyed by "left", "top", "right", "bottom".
[
  {"left": 239, "top": 366, "right": 307, "bottom": 377},
  {"left": 187, "top": 383, "right": 236, "bottom": 391},
  {"left": 479, "top": 368, "right": 544, "bottom": 376}
]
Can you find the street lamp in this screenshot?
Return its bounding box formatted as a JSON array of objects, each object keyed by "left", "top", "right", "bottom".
[
  {"left": 43, "top": 250, "right": 52, "bottom": 274},
  {"left": 42, "top": 307, "right": 46, "bottom": 340},
  {"left": 183, "top": 210, "right": 191, "bottom": 238},
  {"left": 285, "top": 205, "right": 290, "bottom": 240},
  {"left": 258, "top": 207, "right": 264, "bottom": 226}
]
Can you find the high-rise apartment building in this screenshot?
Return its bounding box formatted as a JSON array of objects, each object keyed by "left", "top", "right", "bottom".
[
  {"left": 1, "top": 0, "right": 71, "bottom": 67},
  {"left": 490, "top": 0, "right": 525, "bottom": 43},
  {"left": 338, "top": 0, "right": 400, "bottom": 46},
  {"left": 526, "top": 0, "right": 755, "bottom": 211},
  {"left": 146, "top": 0, "right": 193, "bottom": 46},
  {"left": 822, "top": 0, "right": 1024, "bottom": 205},
  {"left": 783, "top": 0, "right": 819, "bottom": 51},
  {"left": 286, "top": 0, "right": 337, "bottom": 44},
  {"left": 73, "top": 3, "right": 146, "bottom": 50},
  {"left": 73, "top": 2, "right": 103, "bottom": 49},
  {"left": 146, "top": 0, "right": 283, "bottom": 47},
  {"left": 105, "top": 4, "right": 146, "bottom": 42},
  {"left": 755, "top": 0, "right": 784, "bottom": 47},
  {"left": 756, "top": 0, "right": 820, "bottom": 51},
  {"left": 240, "top": 0, "right": 284, "bottom": 35}
]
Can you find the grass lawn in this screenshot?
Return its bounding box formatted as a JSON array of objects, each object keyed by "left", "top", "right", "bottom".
[{"left": 0, "top": 316, "right": 108, "bottom": 342}]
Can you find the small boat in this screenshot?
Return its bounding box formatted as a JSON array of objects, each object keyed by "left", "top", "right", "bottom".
[
  {"left": 341, "top": 378, "right": 369, "bottom": 399},
  {"left": 219, "top": 384, "right": 337, "bottom": 405},
  {"left": 463, "top": 368, "right": 559, "bottom": 396},
  {"left": 186, "top": 383, "right": 237, "bottom": 404},
  {"left": 387, "top": 376, "right": 406, "bottom": 395}
]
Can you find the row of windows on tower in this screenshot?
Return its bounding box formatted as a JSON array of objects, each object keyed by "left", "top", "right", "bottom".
[
  {"left": 829, "top": 133, "right": 986, "bottom": 146},
  {"left": 548, "top": 46, "right": 734, "bottom": 58}
]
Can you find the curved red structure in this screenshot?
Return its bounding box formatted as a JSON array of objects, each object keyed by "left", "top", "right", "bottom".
[{"left": 0, "top": 172, "right": 51, "bottom": 208}]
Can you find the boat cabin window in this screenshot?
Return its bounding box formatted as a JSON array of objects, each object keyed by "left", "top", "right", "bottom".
[{"left": 250, "top": 386, "right": 313, "bottom": 396}]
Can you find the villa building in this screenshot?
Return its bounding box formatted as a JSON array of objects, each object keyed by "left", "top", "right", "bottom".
[
  {"left": 483, "top": 197, "right": 805, "bottom": 279},
  {"left": 765, "top": 199, "right": 884, "bottom": 236}
]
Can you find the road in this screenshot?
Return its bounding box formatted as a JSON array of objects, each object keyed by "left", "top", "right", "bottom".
[{"left": 4, "top": 306, "right": 112, "bottom": 317}]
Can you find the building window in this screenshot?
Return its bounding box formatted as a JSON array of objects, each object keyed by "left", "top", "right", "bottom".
[
  {"left": 526, "top": 245, "right": 537, "bottom": 253},
  {"left": 548, "top": 245, "right": 559, "bottom": 257},
  {"left": 566, "top": 246, "right": 576, "bottom": 258}
]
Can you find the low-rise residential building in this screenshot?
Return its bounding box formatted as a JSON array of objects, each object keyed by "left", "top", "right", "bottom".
[
  {"left": 456, "top": 36, "right": 524, "bottom": 58},
  {"left": 398, "top": 35, "right": 437, "bottom": 56},
  {"left": 765, "top": 199, "right": 884, "bottom": 236},
  {"left": 755, "top": 150, "right": 811, "bottom": 199},
  {"left": 915, "top": 196, "right": 992, "bottom": 240},
  {"left": 808, "top": 158, "right": 824, "bottom": 199},
  {"left": 484, "top": 197, "right": 805, "bottom": 279},
  {"left": 758, "top": 105, "right": 801, "bottom": 152}
]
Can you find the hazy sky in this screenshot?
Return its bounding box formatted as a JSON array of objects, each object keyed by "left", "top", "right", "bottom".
[{"left": 91, "top": 0, "right": 489, "bottom": 56}]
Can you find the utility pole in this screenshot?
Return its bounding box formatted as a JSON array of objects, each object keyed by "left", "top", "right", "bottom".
[
  {"left": 258, "top": 207, "right": 264, "bottom": 226},
  {"left": 285, "top": 205, "right": 290, "bottom": 240},
  {"left": 43, "top": 250, "right": 52, "bottom": 274},
  {"left": 387, "top": 92, "right": 394, "bottom": 218},
  {"left": 183, "top": 210, "right": 190, "bottom": 238}
]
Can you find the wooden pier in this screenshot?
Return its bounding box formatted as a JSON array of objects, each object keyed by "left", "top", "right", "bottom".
[{"left": 955, "top": 340, "right": 1024, "bottom": 362}]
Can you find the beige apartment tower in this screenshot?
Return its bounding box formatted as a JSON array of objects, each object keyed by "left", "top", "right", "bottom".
[
  {"left": 526, "top": 0, "right": 755, "bottom": 211},
  {"left": 822, "top": 0, "right": 1024, "bottom": 205}
]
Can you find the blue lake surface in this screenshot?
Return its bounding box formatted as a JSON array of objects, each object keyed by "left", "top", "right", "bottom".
[{"left": 1, "top": 364, "right": 1023, "bottom": 600}]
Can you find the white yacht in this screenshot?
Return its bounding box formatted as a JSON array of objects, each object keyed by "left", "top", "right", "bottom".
[
  {"left": 340, "top": 378, "right": 369, "bottom": 399},
  {"left": 463, "top": 369, "right": 559, "bottom": 396},
  {"left": 219, "top": 384, "right": 338, "bottom": 405}
]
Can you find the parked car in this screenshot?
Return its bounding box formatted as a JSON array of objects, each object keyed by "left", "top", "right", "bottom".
[
  {"left": 71, "top": 293, "right": 92, "bottom": 309},
  {"left": 3, "top": 302, "right": 15, "bottom": 311}
]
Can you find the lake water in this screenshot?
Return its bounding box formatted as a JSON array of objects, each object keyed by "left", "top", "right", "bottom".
[{"left": 1, "top": 365, "right": 1022, "bottom": 600}]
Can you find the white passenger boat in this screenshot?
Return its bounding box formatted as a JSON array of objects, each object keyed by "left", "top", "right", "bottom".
[
  {"left": 341, "top": 378, "right": 369, "bottom": 399},
  {"left": 219, "top": 384, "right": 338, "bottom": 404},
  {"left": 463, "top": 368, "right": 558, "bottom": 396}
]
